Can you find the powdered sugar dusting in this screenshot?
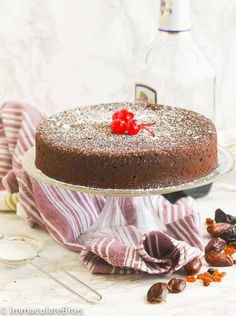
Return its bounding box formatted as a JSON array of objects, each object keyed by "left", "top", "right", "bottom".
[{"left": 37, "top": 102, "right": 216, "bottom": 155}]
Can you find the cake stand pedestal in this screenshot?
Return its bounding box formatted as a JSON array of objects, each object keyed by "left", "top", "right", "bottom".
[{"left": 22, "top": 146, "right": 235, "bottom": 235}]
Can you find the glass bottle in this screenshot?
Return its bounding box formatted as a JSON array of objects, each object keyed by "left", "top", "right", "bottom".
[{"left": 134, "top": 0, "right": 216, "bottom": 201}]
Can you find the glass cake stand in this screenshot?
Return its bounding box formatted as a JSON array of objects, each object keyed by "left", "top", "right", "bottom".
[{"left": 22, "top": 146, "right": 235, "bottom": 233}]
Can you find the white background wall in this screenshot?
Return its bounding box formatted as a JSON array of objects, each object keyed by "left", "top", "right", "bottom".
[{"left": 0, "top": 0, "right": 235, "bottom": 130}]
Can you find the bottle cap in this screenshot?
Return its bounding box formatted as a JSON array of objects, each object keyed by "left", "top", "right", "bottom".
[{"left": 159, "top": 0, "right": 191, "bottom": 32}]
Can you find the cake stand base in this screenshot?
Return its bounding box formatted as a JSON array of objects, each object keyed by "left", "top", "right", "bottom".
[{"left": 82, "top": 195, "right": 166, "bottom": 234}]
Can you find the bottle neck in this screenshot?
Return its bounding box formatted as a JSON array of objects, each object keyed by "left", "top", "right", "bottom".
[
  {"left": 155, "top": 29, "right": 192, "bottom": 47},
  {"left": 158, "top": 29, "right": 191, "bottom": 39},
  {"left": 159, "top": 0, "right": 191, "bottom": 32}
]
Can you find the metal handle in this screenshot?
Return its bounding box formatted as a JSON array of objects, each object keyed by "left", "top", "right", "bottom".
[{"left": 30, "top": 255, "right": 102, "bottom": 304}]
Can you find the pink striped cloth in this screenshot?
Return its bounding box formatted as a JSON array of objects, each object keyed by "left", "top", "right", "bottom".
[{"left": 0, "top": 102, "right": 204, "bottom": 274}]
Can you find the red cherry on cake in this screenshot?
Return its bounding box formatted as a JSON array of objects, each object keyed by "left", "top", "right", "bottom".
[
  {"left": 114, "top": 109, "right": 134, "bottom": 122},
  {"left": 111, "top": 119, "right": 127, "bottom": 134},
  {"left": 112, "top": 111, "right": 119, "bottom": 120},
  {"left": 126, "top": 119, "right": 142, "bottom": 135},
  {"left": 111, "top": 109, "right": 155, "bottom": 136}
]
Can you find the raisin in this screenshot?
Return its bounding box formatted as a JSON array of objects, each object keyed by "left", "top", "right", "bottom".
[
  {"left": 206, "top": 218, "right": 214, "bottom": 225},
  {"left": 167, "top": 278, "right": 186, "bottom": 293},
  {"left": 219, "top": 225, "right": 236, "bottom": 243},
  {"left": 207, "top": 268, "right": 215, "bottom": 274},
  {"left": 218, "top": 272, "right": 226, "bottom": 278},
  {"left": 224, "top": 245, "right": 236, "bottom": 255},
  {"left": 196, "top": 268, "right": 226, "bottom": 286},
  {"left": 205, "top": 237, "right": 226, "bottom": 254},
  {"left": 147, "top": 282, "right": 168, "bottom": 303},
  {"left": 212, "top": 276, "right": 221, "bottom": 282},
  {"left": 184, "top": 258, "right": 202, "bottom": 275},
  {"left": 186, "top": 276, "right": 196, "bottom": 282},
  {"left": 207, "top": 223, "right": 232, "bottom": 238},
  {"left": 205, "top": 252, "right": 234, "bottom": 267}
]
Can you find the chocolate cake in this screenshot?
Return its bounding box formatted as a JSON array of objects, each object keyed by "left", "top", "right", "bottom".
[{"left": 35, "top": 103, "right": 217, "bottom": 189}]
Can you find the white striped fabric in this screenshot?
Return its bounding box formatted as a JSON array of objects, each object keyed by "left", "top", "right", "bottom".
[
  {"left": 0, "top": 102, "right": 203, "bottom": 274},
  {"left": 0, "top": 191, "right": 19, "bottom": 211}
]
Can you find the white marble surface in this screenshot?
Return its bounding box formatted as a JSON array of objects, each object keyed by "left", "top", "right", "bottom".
[
  {"left": 0, "top": 0, "right": 236, "bottom": 129},
  {"left": 0, "top": 167, "right": 236, "bottom": 316}
]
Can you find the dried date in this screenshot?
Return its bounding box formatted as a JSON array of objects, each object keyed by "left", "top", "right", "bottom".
[
  {"left": 184, "top": 258, "right": 202, "bottom": 275},
  {"left": 167, "top": 278, "right": 186, "bottom": 293},
  {"left": 205, "top": 251, "right": 234, "bottom": 267},
  {"left": 205, "top": 238, "right": 226, "bottom": 254},
  {"left": 219, "top": 225, "right": 236, "bottom": 243},
  {"left": 215, "top": 208, "right": 236, "bottom": 225},
  {"left": 147, "top": 282, "right": 168, "bottom": 303},
  {"left": 207, "top": 223, "right": 232, "bottom": 238}
]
